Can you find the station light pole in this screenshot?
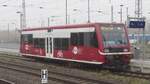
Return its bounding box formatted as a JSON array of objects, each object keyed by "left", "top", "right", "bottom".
[
  {"left": 126, "top": 7, "right": 129, "bottom": 22},
  {"left": 65, "top": 0, "right": 68, "bottom": 24},
  {"left": 16, "top": 11, "right": 23, "bottom": 30},
  {"left": 22, "top": 0, "right": 26, "bottom": 28},
  {"left": 12, "top": 23, "right": 19, "bottom": 43},
  {"left": 120, "top": 4, "right": 124, "bottom": 23},
  {"left": 111, "top": 5, "right": 114, "bottom": 22},
  {"left": 87, "top": 0, "right": 90, "bottom": 23}
]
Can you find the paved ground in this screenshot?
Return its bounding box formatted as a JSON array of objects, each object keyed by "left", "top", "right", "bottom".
[
  {"left": 0, "top": 43, "right": 19, "bottom": 53},
  {"left": 0, "top": 43, "right": 19, "bottom": 49}
]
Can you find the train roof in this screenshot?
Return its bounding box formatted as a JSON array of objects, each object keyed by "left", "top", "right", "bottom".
[{"left": 21, "top": 22, "right": 125, "bottom": 32}]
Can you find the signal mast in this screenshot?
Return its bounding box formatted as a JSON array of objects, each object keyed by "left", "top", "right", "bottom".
[{"left": 135, "top": 0, "right": 142, "bottom": 18}]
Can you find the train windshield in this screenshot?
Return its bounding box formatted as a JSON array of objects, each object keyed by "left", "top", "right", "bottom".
[{"left": 101, "top": 26, "right": 128, "bottom": 47}]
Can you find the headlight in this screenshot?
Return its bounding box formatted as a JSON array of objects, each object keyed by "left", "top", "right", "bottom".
[
  {"left": 123, "top": 49, "right": 128, "bottom": 52},
  {"left": 104, "top": 49, "right": 109, "bottom": 53}
]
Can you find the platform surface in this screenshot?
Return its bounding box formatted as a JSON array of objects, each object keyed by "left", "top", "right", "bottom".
[{"left": 130, "top": 59, "right": 150, "bottom": 73}]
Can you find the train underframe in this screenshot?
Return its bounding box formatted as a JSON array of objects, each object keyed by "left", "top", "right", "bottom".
[
  {"left": 22, "top": 54, "right": 130, "bottom": 71},
  {"left": 103, "top": 55, "right": 131, "bottom": 70}
]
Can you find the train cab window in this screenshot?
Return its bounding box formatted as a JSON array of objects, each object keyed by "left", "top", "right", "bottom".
[
  {"left": 54, "top": 38, "right": 69, "bottom": 50},
  {"left": 33, "top": 38, "right": 45, "bottom": 49},
  {"left": 21, "top": 34, "right": 33, "bottom": 44}
]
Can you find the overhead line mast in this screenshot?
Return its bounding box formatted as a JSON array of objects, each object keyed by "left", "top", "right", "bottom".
[
  {"left": 22, "top": 0, "right": 26, "bottom": 29},
  {"left": 135, "top": 0, "right": 142, "bottom": 18}
]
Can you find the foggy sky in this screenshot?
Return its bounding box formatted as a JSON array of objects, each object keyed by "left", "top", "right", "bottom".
[{"left": 0, "top": 0, "right": 150, "bottom": 30}]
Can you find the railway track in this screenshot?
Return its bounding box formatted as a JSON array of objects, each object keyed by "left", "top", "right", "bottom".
[
  {"left": 2, "top": 53, "right": 150, "bottom": 81},
  {"left": 0, "top": 52, "right": 32, "bottom": 61},
  {"left": 0, "top": 79, "right": 14, "bottom": 84},
  {"left": 0, "top": 51, "right": 150, "bottom": 84},
  {"left": 112, "top": 70, "right": 150, "bottom": 80},
  {"left": 0, "top": 53, "right": 113, "bottom": 84},
  {"left": 1, "top": 52, "right": 150, "bottom": 80}
]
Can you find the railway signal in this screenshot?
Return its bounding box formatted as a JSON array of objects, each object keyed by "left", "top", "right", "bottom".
[{"left": 41, "top": 69, "right": 48, "bottom": 84}]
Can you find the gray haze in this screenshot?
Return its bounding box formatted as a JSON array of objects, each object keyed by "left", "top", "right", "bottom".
[{"left": 0, "top": 0, "right": 150, "bottom": 30}]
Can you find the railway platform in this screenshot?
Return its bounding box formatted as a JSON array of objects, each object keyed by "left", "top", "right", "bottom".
[
  {"left": 0, "top": 48, "right": 19, "bottom": 56},
  {"left": 130, "top": 59, "right": 150, "bottom": 73},
  {"left": 0, "top": 48, "right": 19, "bottom": 53}
]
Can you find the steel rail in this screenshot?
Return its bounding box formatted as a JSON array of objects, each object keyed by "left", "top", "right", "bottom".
[{"left": 0, "top": 59, "right": 113, "bottom": 84}]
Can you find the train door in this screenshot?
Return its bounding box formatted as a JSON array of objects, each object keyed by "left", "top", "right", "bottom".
[{"left": 45, "top": 37, "right": 53, "bottom": 58}]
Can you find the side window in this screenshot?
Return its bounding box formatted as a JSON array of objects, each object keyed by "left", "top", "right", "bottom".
[
  {"left": 78, "top": 33, "right": 84, "bottom": 45},
  {"left": 62, "top": 38, "right": 69, "bottom": 50},
  {"left": 90, "top": 32, "right": 98, "bottom": 48},
  {"left": 83, "top": 32, "right": 98, "bottom": 48},
  {"left": 33, "top": 38, "right": 39, "bottom": 48},
  {"left": 71, "top": 33, "right": 84, "bottom": 46},
  {"left": 70, "top": 32, "right": 98, "bottom": 48},
  {"left": 21, "top": 34, "right": 33, "bottom": 44},
  {"left": 54, "top": 38, "right": 61, "bottom": 50},
  {"left": 33, "top": 38, "right": 45, "bottom": 49},
  {"left": 71, "top": 33, "right": 78, "bottom": 45},
  {"left": 39, "top": 38, "right": 45, "bottom": 48},
  {"left": 54, "top": 38, "right": 69, "bottom": 50}
]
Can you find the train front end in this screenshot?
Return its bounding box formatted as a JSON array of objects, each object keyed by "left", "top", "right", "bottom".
[{"left": 99, "top": 24, "right": 132, "bottom": 69}]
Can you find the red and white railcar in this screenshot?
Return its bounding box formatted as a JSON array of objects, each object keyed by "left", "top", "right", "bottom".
[{"left": 20, "top": 23, "right": 132, "bottom": 68}]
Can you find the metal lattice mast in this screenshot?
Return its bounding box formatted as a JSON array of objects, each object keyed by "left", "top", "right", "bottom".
[
  {"left": 22, "top": 0, "right": 26, "bottom": 28},
  {"left": 135, "top": 0, "right": 142, "bottom": 18},
  {"left": 65, "top": 0, "right": 68, "bottom": 24},
  {"left": 111, "top": 5, "right": 114, "bottom": 22},
  {"left": 87, "top": 0, "right": 90, "bottom": 23},
  {"left": 135, "top": 0, "right": 145, "bottom": 72}
]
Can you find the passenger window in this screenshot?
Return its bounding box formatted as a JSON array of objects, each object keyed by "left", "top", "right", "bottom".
[
  {"left": 54, "top": 38, "right": 69, "bottom": 50},
  {"left": 33, "top": 38, "right": 45, "bottom": 49},
  {"left": 21, "top": 34, "right": 33, "bottom": 44},
  {"left": 71, "top": 33, "right": 78, "bottom": 45},
  {"left": 71, "top": 33, "right": 84, "bottom": 46},
  {"left": 70, "top": 32, "right": 98, "bottom": 48}
]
